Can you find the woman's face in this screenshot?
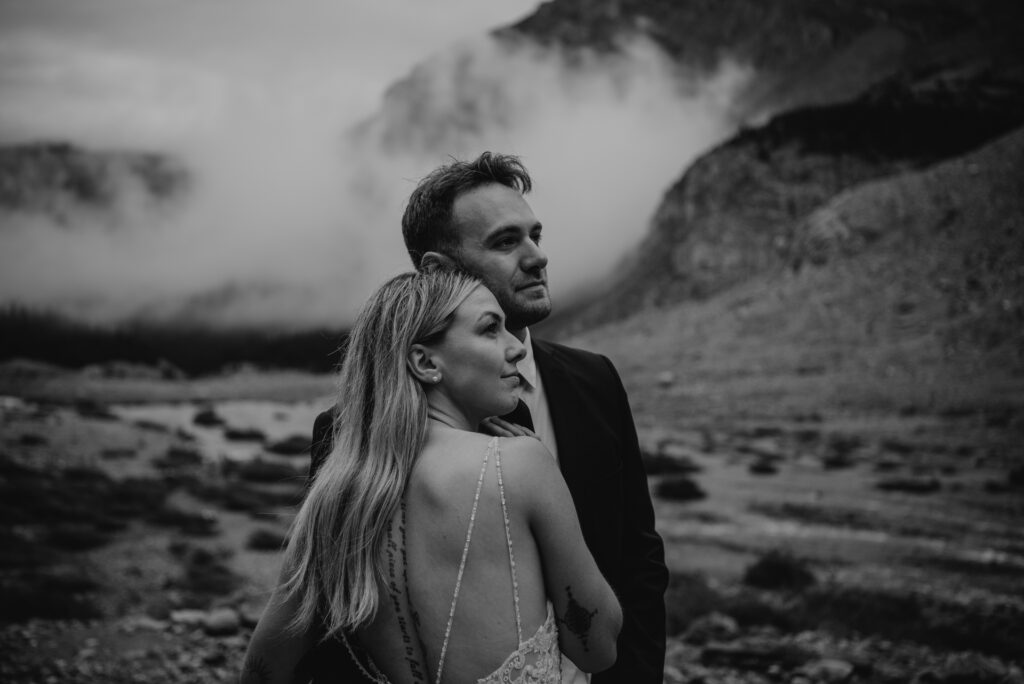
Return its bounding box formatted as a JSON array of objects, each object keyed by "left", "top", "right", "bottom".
[{"left": 428, "top": 285, "right": 527, "bottom": 425}]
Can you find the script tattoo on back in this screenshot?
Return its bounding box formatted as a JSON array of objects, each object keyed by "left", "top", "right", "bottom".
[
  {"left": 557, "top": 585, "right": 598, "bottom": 651},
  {"left": 385, "top": 500, "right": 426, "bottom": 682}
]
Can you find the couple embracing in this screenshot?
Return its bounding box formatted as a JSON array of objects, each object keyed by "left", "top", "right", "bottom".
[{"left": 243, "top": 153, "right": 668, "bottom": 683}]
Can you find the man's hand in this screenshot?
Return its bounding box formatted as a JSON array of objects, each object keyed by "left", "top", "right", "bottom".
[{"left": 479, "top": 416, "right": 539, "bottom": 439}]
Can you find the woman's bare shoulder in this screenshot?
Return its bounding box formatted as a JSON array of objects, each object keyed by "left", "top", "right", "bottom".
[
  {"left": 496, "top": 437, "right": 560, "bottom": 493},
  {"left": 413, "top": 430, "right": 497, "bottom": 485}
]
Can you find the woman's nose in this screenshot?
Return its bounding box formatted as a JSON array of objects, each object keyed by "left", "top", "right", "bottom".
[{"left": 506, "top": 332, "right": 527, "bottom": 364}]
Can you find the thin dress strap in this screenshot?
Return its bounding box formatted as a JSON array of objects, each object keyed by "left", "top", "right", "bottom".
[
  {"left": 495, "top": 438, "right": 524, "bottom": 646},
  {"left": 435, "top": 437, "right": 494, "bottom": 684}
]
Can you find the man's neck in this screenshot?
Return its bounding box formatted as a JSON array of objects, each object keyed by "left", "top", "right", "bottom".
[{"left": 510, "top": 326, "right": 527, "bottom": 343}]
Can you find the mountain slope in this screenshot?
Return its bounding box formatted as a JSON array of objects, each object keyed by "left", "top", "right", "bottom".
[
  {"left": 549, "top": 48, "right": 1024, "bottom": 335},
  {"left": 568, "top": 125, "right": 1024, "bottom": 425}
]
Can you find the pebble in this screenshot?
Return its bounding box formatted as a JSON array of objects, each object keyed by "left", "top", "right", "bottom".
[
  {"left": 683, "top": 611, "right": 740, "bottom": 645},
  {"left": 170, "top": 609, "right": 206, "bottom": 627},
  {"left": 798, "top": 658, "right": 854, "bottom": 682},
  {"left": 203, "top": 608, "right": 240, "bottom": 637}
]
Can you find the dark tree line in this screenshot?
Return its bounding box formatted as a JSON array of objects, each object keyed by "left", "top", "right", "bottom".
[{"left": 0, "top": 305, "right": 347, "bottom": 376}]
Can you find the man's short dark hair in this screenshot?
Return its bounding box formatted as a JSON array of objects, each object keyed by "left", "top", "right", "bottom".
[{"left": 401, "top": 151, "right": 532, "bottom": 268}]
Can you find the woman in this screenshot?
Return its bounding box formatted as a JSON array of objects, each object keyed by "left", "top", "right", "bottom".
[{"left": 242, "top": 269, "right": 622, "bottom": 683}]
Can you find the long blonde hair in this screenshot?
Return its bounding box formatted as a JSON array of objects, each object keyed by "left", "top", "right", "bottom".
[{"left": 282, "top": 268, "right": 481, "bottom": 638}]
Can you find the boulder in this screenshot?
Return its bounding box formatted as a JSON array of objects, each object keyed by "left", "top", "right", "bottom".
[{"left": 682, "top": 612, "right": 740, "bottom": 645}]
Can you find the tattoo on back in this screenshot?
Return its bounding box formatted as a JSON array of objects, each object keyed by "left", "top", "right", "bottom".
[
  {"left": 557, "top": 585, "right": 598, "bottom": 651},
  {"left": 240, "top": 653, "right": 272, "bottom": 684}
]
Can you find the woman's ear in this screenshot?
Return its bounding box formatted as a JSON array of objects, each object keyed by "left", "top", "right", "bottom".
[{"left": 407, "top": 344, "right": 442, "bottom": 385}]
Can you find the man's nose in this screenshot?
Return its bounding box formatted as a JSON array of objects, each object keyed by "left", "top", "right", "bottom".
[{"left": 521, "top": 238, "right": 547, "bottom": 272}]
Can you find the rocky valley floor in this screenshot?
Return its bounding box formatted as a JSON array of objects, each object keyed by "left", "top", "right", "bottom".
[{"left": 1, "top": 367, "right": 1022, "bottom": 683}]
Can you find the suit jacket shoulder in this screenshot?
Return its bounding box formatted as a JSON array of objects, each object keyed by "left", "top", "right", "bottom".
[{"left": 532, "top": 337, "right": 620, "bottom": 390}]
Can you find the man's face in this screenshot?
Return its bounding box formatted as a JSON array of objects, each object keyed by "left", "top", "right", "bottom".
[{"left": 448, "top": 183, "right": 551, "bottom": 332}]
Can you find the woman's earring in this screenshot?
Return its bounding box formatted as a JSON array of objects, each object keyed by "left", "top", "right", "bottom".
[{"left": 432, "top": 374, "right": 442, "bottom": 383}]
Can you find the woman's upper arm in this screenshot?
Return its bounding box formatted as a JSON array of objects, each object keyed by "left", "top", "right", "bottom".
[
  {"left": 241, "top": 585, "right": 318, "bottom": 684},
  {"left": 504, "top": 438, "right": 622, "bottom": 672}
]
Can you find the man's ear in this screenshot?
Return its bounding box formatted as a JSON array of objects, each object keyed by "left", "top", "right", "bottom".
[
  {"left": 407, "top": 344, "right": 440, "bottom": 384},
  {"left": 420, "top": 251, "right": 458, "bottom": 272}
]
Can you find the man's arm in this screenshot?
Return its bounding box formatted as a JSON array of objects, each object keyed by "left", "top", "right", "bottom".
[{"left": 598, "top": 356, "right": 668, "bottom": 684}]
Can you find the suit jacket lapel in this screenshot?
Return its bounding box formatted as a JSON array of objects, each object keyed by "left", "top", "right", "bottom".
[{"left": 532, "top": 339, "right": 589, "bottom": 513}]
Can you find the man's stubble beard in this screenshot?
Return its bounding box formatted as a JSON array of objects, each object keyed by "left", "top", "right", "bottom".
[{"left": 502, "top": 292, "right": 552, "bottom": 331}]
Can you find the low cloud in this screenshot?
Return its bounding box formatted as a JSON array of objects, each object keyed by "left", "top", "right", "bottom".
[{"left": 0, "top": 25, "right": 753, "bottom": 329}]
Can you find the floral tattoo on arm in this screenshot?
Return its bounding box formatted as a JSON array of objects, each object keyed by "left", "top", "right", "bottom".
[{"left": 556, "top": 585, "right": 598, "bottom": 651}]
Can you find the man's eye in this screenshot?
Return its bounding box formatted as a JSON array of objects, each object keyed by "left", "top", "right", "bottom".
[{"left": 532, "top": 233, "right": 542, "bottom": 245}]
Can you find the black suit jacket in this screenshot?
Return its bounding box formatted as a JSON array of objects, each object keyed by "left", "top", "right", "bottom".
[{"left": 305, "top": 338, "right": 668, "bottom": 683}]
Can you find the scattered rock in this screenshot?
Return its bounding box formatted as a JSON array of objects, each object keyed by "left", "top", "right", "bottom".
[
  {"left": 643, "top": 447, "right": 702, "bottom": 476},
  {"left": 797, "top": 658, "right": 854, "bottom": 682},
  {"left": 236, "top": 458, "right": 302, "bottom": 484},
  {"left": 155, "top": 446, "right": 203, "bottom": 469},
  {"left": 881, "top": 438, "right": 916, "bottom": 455},
  {"left": 266, "top": 434, "right": 312, "bottom": 456},
  {"left": 193, "top": 407, "right": 225, "bottom": 427},
  {"left": 873, "top": 456, "right": 903, "bottom": 472},
  {"left": 74, "top": 400, "right": 117, "bottom": 421},
  {"left": 170, "top": 609, "right": 207, "bottom": 627},
  {"left": 150, "top": 506, "right": 218, "bottom": 536},
  {"left": 100, "top": 447, "right": 135, "bottom": 460},
  {"left": 18, "top": 433, "right": 47, "bottom": 446},
  {"left": 742, "top": 550, "right": 816, "bottom": 591},
  {"left": 700, "top": 637, "right": 814, "bottom": 672},
  {"left": 119, "top": 616, "right": 169, "bottom": 633},
  {"left": 246, "top": 528, "right": 287, "bottom": 551},
  {"left": 682, "top": 612, "right": 740, "bottom": 645},
  {"left": 223, "top": 427, "right": 266, "bottom": 443},
  {"left": 749, "top": 458, "right": 779, "bottom": 475},
  {"left": 655, "top": 475, "right": 707, "bottom": 502},
  {"left": 133, "top": 419, "right": 170, "bottom": 433},
  {"left": 823, "top": 433, "right": 862, "bottom": 467},
  {"left": 203, "top": 608, "right": 240, "bottom": 637},
  {"left": 792, "top": 428, "right": 821, "bottom": 443},
  {"left": 876, "top": 476, "right": 941, "bottom": 494},
  {"left": 822, "top": 452, "right": 856, "bottom": 470},
  {"left": 656, "top": 370, "right": 676, "bottom": 388},
  {"left": 737, "top": 438, "right": 784, "bottom": 460}
]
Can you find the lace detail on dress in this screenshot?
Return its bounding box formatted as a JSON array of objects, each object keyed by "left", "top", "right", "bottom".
[{"left": 476, "top": 601, "right": 561, "bottom": 684}]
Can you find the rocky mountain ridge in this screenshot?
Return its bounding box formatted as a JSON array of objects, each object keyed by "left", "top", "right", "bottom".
[{"left": 0, "top": 141, "right": 190, "bottom": 225}]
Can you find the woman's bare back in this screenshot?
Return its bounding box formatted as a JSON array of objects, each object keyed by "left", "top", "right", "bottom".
[{"left": 355, "top": 429, "right": 552, "bottom": 683}]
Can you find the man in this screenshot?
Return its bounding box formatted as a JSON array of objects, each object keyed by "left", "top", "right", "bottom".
[{"left": 308, "top": 152, "right": 667, "bottom": 682}]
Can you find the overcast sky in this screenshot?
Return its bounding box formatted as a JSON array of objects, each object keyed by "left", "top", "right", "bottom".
[{"left": 0, "top": 0, "right": 751, "bottom": 328}]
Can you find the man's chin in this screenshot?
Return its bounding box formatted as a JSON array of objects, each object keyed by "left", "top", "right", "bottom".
[{"left": 508, "top": 297, "right": 552, "bottom": 329}]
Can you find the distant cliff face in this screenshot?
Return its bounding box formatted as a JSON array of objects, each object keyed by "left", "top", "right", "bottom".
[
  {"left": 0, "top": 142, "right": 190, "bottom": 225},
  {"left": 555, "top": 56, "right": 1024, "bottom": 333},
  {"left": 499, "top": 0, "right": 1019, "bottom": 115}
]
